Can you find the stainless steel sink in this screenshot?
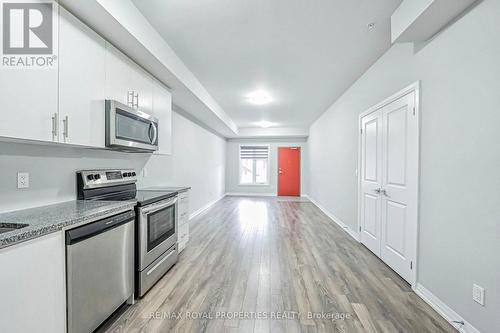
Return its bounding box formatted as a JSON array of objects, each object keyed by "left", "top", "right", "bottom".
[{"left": 0, "top": 223, "right": 28, "bottom": 234}]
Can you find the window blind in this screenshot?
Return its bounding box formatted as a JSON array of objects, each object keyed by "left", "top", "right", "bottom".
[{"left": 240, "top": 145, "right": 269, "bottom": 159}]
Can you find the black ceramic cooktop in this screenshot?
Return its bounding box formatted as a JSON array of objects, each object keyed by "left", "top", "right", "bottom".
[
  {"left": 93, "top": 189, "right": 177, "bottom": 206},
  {"left": 134, "top": 190, "right": 177, "bottom": 206}
]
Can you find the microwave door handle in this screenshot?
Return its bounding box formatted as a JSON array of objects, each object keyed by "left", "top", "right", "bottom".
[
  {"left": 149, "top": 122, "right": 158, "bottom": 144},
  {"left": 152, "top": 123, "right": 158, "bottom": 144}
]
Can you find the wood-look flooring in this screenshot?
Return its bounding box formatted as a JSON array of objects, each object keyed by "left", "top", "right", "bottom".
[{"left": 99, "top": 196, "right": 456, "bottom": 333}]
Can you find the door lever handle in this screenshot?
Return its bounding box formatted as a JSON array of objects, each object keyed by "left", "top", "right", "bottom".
[{"left": 374, "top": 188, "right": 390, "bottom": 197}]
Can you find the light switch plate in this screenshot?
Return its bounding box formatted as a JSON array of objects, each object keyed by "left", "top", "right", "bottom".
[
  {"left": 472, "top": 284, "right": 485, "bottom": 306},
  {"left": 17, "top": 172, "right": 30, "bottom": 189}
]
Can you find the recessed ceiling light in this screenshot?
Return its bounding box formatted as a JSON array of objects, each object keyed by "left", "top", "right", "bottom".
[
  {"left": 247, "top": 90, "right": 272, "bottom": 105},
  {"left": 367, "top": 22, "right": 376, "bottom": 30},
  {"left": 255, "top": 121, "right": 275, "bottom": 128}
]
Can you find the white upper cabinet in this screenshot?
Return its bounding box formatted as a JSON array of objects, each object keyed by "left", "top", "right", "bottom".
[
  {"left": 58, "top": 7, "right": 106, "bottom": 147},
  {"left": 105, "top": 43, "right": 153, "bottom": 114},
  {"left": 153, "top": 79, "right": 172, "bottom": 155},
  {"left": 0, "top": 4, "right": 59, "bottom": 143},
  {"left": 0, "top": 68, "right": 58, "bottom": 142},
  {"left": 0, "top": 5, "right": 166, "bottom": 151}
]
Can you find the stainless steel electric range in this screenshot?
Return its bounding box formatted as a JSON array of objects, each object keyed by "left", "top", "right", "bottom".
[{"left": 76, "top": 169, "right": 179, "bottom": 298}]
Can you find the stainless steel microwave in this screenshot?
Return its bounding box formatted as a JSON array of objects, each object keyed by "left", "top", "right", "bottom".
[{"left": 105, "top": 100, "right": 159, "bottom": 152}]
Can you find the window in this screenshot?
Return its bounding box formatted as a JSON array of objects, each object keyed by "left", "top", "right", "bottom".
[{"left": 239, "top": 145, "right": 269, "bottom": 185}]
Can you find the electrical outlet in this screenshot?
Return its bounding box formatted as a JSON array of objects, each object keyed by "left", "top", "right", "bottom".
[
  {"left": 472, "top": 284, "right": 485, "bottom": 306},
  {"left": 17, "top": 172, "right": 30, "bottom": 189}
]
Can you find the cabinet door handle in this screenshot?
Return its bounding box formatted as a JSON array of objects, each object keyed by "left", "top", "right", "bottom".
[
  {"left": 62, "top": 115, "right": 69, "bottom": 141},
  {"left": 127, "top": 91, "right": 134, "bottom": 107},
  {"left": 134, "top": 92, "right": 139, "bottom": 108},
  {"left": 51, "top": 113, "right": 58, "bottom": 140}
]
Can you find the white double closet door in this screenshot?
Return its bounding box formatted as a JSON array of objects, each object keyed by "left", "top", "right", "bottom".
[{"left": 360, "top": 90, "right": 418, "bottom": 284}]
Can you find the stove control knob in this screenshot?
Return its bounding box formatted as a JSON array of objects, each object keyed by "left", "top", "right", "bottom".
[
  {"left": 124, "top": 173, "right": 129, "bottom": 177},
  {"left": 94, "top": 174, "right": 101, "bottom": 180},
  {"left": 87, "top": 174, "right": 94, "bottom": 181},
  {"left": 132, "top": 172, "right": 136, "bottom": 177}
]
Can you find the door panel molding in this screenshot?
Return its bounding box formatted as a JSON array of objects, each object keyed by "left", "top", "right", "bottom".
[
  {"left": 385, "top": 105, "right": 408, "bottom": 186},
  {"left": 384, "top": 199, "right": 407, "bottom": 259},
  {"left": 357, "top": 81, "right": 420, "bottom": 288},
  {"left": 364, "top": 118, "right": 379, "bottom": 182}
]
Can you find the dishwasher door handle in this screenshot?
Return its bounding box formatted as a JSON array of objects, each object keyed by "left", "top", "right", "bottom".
[{"left": 66, "top": 210, "right": 135, "bottom": 245}]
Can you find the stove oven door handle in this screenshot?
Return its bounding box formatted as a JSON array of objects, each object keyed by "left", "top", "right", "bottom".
[{"left": 140, "top": 196, "right": 177, "bottom": 215}]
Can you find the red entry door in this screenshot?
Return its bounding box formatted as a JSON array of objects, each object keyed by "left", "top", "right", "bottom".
[{"left": 278, "top": 147, "right": 301, "bottom": 196}]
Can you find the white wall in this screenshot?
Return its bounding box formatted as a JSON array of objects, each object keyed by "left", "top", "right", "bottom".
[
  {"left": 225, "top": 139, "right": 307, "bottom": 196},
  {"left": 0, "top": 111, "right": 225, "bottom": 215},
  {"left": 308, "top": 1, "right": 500, "bottom": 332},
  {"left": 0, "top": 143, "right": 148, "bottom": 213},
  {"left": 139, "top": 112, "right": 226, "bottom": 213}
]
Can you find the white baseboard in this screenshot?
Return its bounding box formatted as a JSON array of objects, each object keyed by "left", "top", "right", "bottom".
[
  {"left": 189, "top": 194, "right": 226, "bottom": 220},
  {"left": 415, "top": 284, "right": 481, "bottom": 333},
  {"left": 307, "top": 196, "right": 359, "bottom": 241},
  {"left": 225, "top": 192, "right": 276, "bottom": 197}
]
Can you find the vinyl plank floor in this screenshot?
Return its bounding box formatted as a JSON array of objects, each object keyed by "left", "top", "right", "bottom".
[{"left": 99, "top": 196, "right": 457, "bottom": 333}]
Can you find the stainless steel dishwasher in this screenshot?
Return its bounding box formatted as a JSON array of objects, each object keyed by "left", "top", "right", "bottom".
[{"left": 66, "top": 210, "right": 135, "bottom": 333}]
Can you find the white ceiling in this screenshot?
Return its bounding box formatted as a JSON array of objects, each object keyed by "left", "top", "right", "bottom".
[{"left": 132, "top": 0, "right": 402, "bottom": 131}]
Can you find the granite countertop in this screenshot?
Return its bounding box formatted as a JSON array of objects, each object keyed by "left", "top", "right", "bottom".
[
  {"left": 140, "top": 186, "right": 191, "bottom": 193},
  {"left": 0, "top": 200, "right": 136, "bottom": 250}
]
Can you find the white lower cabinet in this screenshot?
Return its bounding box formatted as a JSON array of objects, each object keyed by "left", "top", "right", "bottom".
[
  {"left": 178, "top": 223, "right": 189, "bottom": 251},
  {"left": 0, "top": 232, "right": 66, "bottom": 333},
  {"left": 59, "top": 7, "right": 106, "bottom": 147},
  {"left": 178, "top": 191, "right": 190, "bottom": 252}
]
